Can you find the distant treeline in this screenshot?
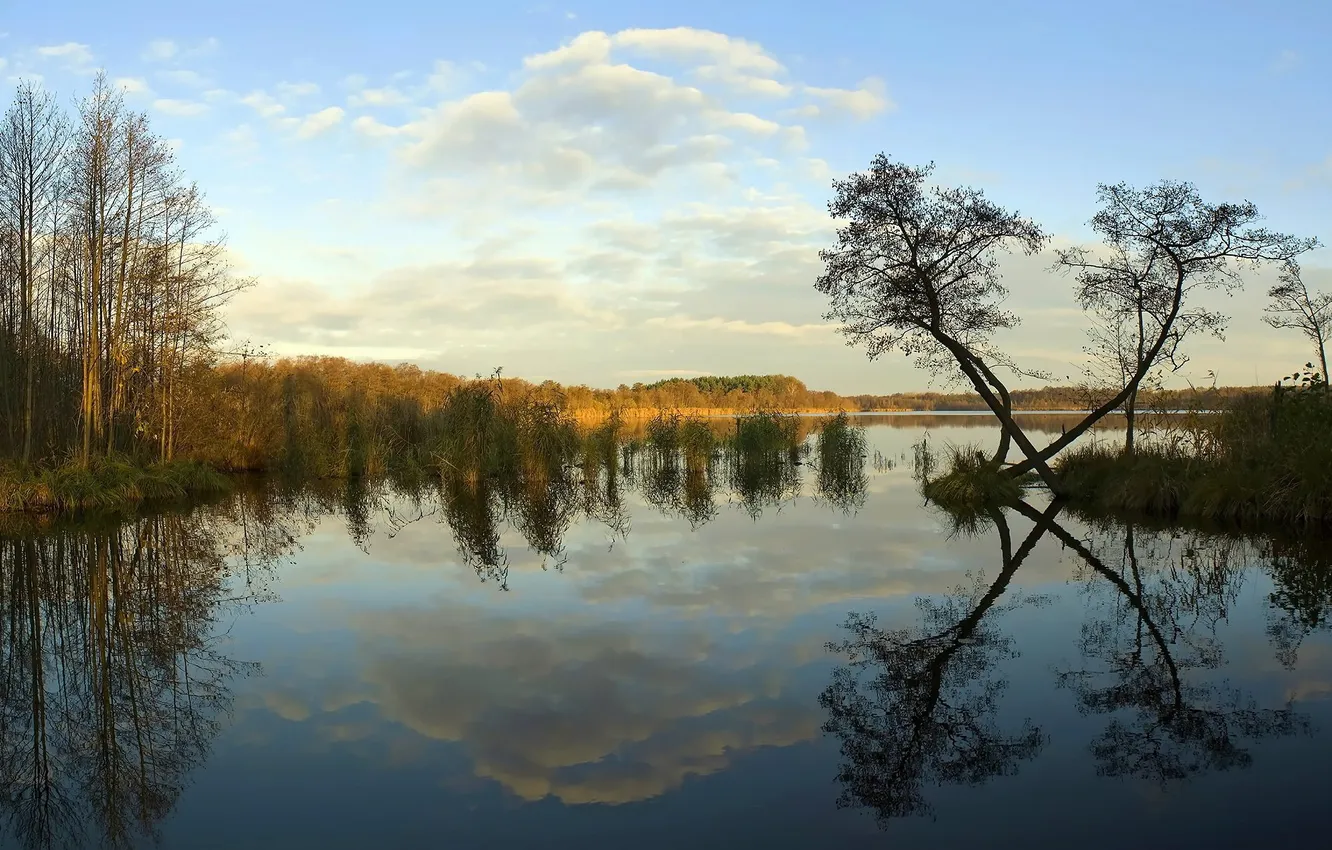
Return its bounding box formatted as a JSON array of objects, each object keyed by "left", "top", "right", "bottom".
[{"left": 848, "top": 384, "right": 1266, "bottom": 412}]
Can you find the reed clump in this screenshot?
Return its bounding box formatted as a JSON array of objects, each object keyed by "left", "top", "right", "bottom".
[
  {"left": 0, "top": 456, "right": 230, "bottom": 513},
  {"left": 727, "top": 410, "right": 804, "bottom": 459},
  {"left": 431, "top": 380, "right": 581, "bottom": 484},
  {"left": 1057, "top": 387, "right": 1332, "bottom": 529},
  {"left": 920, "top": 444, "right": 1029, "bottom": 516},
  {"left": 816, "top": 413, "right": 869, "bottom": 511}
]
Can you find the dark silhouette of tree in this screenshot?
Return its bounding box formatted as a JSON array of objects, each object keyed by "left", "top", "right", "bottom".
[
  {"left": 1264, "top": 264, "right": 1331, "bottom": 384},
  {"left": 1011, "top": 503, "right": 1309, "bottom": 783},
  {"left": 1016, "top": 182, "right": 1318, "bottom": 475},
  {"left": 819, "top": 503, "right": 1058, "bottom": 824},
  {"left": 814, "top": 155, "right": 1054, "bottom": 482},
  {"left": 814, "top": 155, "right": 1318, "bottom": 489},
  {"left": 826, "top": 499, "right": 1314, "bottom": 828}
]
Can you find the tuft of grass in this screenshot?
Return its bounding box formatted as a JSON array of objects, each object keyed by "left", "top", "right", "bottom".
[
  {"left": 921, "top": 444, "right": 1028, "bottom": 517},
  {"left": 728, "top": 410, "right": 803, "bottom": 459},
  {"left": 0, "top": 456, "right": 232, "bottom": 514},
  {"left": 816, "top": 413, "right": 868, "bottom": 512}
]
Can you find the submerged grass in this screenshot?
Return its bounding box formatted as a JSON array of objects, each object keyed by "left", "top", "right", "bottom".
[
  {"left": 0, "top": 456, "right": 230, "bottom": 514},
  {"left": 1057, "top": 388, "right": 1332, "bottom": 530}
]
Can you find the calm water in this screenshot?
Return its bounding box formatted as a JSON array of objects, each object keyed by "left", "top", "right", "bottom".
[{"left": 1, "top": 417, "right": 1328, "bottom": 849}]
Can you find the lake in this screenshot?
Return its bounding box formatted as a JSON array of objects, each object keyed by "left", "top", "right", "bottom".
[{"left": 1, "top": 415, "right": 1328, "bottom": 849}]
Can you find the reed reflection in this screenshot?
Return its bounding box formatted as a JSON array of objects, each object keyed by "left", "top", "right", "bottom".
[
  {"left": 363, "top": 414, "right": 869, "bottom": 584},
  {"left": 0, "top": 498, "right": 292, "bottom": 849},
  {"left": 823, "top": 498, "right": 1313, "bottom": 828}
]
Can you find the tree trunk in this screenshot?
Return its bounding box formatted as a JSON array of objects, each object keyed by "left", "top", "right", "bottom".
[{"left": 1124, "top": 385, "right": 1138, "bottom": 456}]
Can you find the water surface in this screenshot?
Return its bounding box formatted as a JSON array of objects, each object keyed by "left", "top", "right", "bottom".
[{"left": 1, "top": 417, "right": 1328, "bottom": 849}]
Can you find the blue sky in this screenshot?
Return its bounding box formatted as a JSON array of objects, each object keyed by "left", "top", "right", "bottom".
[{"left": 2, "top": 0, "right": 1328, "bottom": 392}]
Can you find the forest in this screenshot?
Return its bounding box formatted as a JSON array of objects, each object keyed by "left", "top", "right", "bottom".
[{"left": 0, "top": 76, "right": 239, "bottom": 470}]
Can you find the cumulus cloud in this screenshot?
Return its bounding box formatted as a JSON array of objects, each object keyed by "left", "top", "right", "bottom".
[
  {"left": 142, "top": 39, "right": 178, "bottom": 61},
  {"left": 351, "top": 115, "right": 403, "bottom": 139},
  {"left": 277, "top": 80, "right": 321, "bottom": 98},
  {"left": 295, "top": 106, "right": 346, "bottom": 138},
  {"left": 803, "top": 76, "right": 892, "bottom": 119},
  {"left": 34, "top": 42, "right": 94, "bottom": 72},
  {"left": 217, "top": 28, "right": 915, "bottom": 387},
  {"left": 612, "top": 27, "right": 782, "bottom": 75},
  {"left": 114, "top": 76, "right": 151, "bottom": 94},
  {"left": 241, "top": 90, "right": 286, "bottom": 117},
  {"left": 154, "top": 98, "right": 208, "bottom": 117},
  {"left": 393, "top": 39, "right": 795, "bottom": 199},
  {"left": 348, "top": 86, "right": 410, "bottom": 108},
  {"left": 161, "top": 68, "right": 210, "bottom": 88}
]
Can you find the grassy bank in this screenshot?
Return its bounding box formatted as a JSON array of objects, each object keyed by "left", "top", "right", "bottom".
[
  {"left": 0, "top": 456, "right": 231, "bottom": 514},
  {"left": 1056, "top": 388, "right": 1332, "bottom": 530}
]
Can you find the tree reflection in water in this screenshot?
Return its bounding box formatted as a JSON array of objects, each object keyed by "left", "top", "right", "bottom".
[
  {"left": 819, "top": 503, "right": 1056, "bottom": 823},
  {"left": 0, "top": 492, "right": 297, "bottom": 849},
  {"left": 1262, "top": 535, "right": 1332, "bottom": 670},
  {"left": 822, "top": 498, "right": 1314, "bottom": 828}
]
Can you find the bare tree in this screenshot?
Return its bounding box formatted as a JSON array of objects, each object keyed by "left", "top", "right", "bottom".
[
  {"left": 0, "top": 75, "right": 245, "bottom": 468},
  {"left": 814, "top": 155, "right": 1057, "bottom": 486},
  {"left": 0, "top": 81, "right": 67, "bottom": 464},
  {"left": 1075, "top": 257, "right": 1222, "bottom": 454},
  {"left": 1264, "top": 263, "right": 1330, "bottom": 384},
  {"left": 1010, "top": 180, "right": 1318, "bottom": 478}
]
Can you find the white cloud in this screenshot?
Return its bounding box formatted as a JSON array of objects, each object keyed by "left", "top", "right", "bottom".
[
  {"left": 142, "top": 39, "right": 178, "bottom": 62},
  {"left": 803, "top": 77, "right": 892, "bottom": 119},
  {"left": 214, "top": 29, "right": 923, "bottom": 387},
  {"left": 35, "top": 42, "right": 94, "bottom": 71},
  {"left": 427, "top": 60, "right": 460, "bottom": 92},
  {"left": 296, "top": 106, "right": 346, "bottom": 139},
  {"left": 612, "top": 27, "right": 782, "bottom": 75},
  {"left": 351, "top": 115, "right": 403, "bottom": 139},
  {"left": 695, "top": 65, "right": 793, "bottom": 98},
  {"left": 644, "top": 316, "right": 837, "bottom": 339},
  {"left": 348, "top": 86, "right": 410, "bottom": 108},
  {"left": 222, "top": 123, "right": 259, "bottom": 153},
  {"left": 524, "top": 31, "right": 612, "bottom": 70},
  {"left": 241, "top": 90, "right": 286, "bottom": 117},
  {"left": 780, "top": 125, "right": 809, "bottom": 151},
  {"left": 160, "top": 68, "right": 208, "bottom": 87},
  {"left": 277, "top": 80, "right": 321, "bottom": 98},
  {"left": 154, "top": 98, "right": 208, "bottom": 117},
  {"left": 707, "top": 110, "right": 780, "bottom": 135},
  {"left": 114, "top": 76, "right": 150, "bottom": 94}
]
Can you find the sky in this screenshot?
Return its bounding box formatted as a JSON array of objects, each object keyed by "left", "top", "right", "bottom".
[{"left": 1, "top": 0, "right": 1329, "bottom": 393}]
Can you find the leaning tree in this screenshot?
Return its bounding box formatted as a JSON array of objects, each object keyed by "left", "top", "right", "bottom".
[
  {"left": 814, "top": 156, "right": 1058, "bottom": 487},
  {"left": 816, "top": 154, "right": 1319, "bottom": 491}
]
